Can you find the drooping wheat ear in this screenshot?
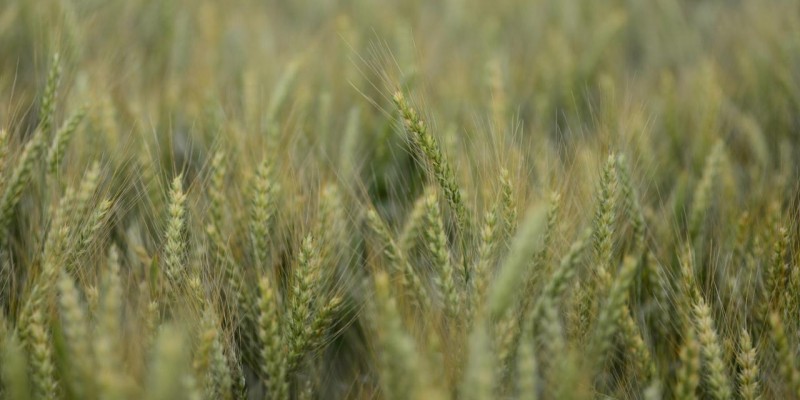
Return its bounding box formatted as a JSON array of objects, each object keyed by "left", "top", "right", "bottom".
[
  {"left": 461, "top": 323, "right": 494, "bottom": 400},
  {"left": 209, "top": 150, "right": 227, "bottom": 231},
  {"left": 516, "top": 337, "right": 538, "bottom": 400},
  {"left": 47, "top": 105, "right": 87, "bottom": 174},
  {"left": 499, "top": 167, "right": 517, "bottom": 242},
  {"left": 1, "top": 328, "right": 32, "bottom": 400},
  {"left": 39, "top": 53, "right": 62, "bottom": 136},
  {"left": 393, "top": 91, "right": 470, "bottom": 278},
  {"left": 688, "top": 141, "right": 725, "bottom": 240},
  {"left": 250, "top": 160, "right": 278, "bottom": 270},
  {"left": 736, "top": 329, "right": 760, "bottom": 400},
  {"left": 769, "top": 312, "right": 800, "bottom": 398},
  {"left": 0, "top": 128, "right": 46, "bottom": 239},
  {"left": 289, "top": 235, "right": 322, "bottom": 370},
  {"left": 616, "top": 154, "right": 645, "bottom": 250},
  {"left": 373, "top": 271, "right": 421, "bottom": 400},
  {"left": 619, "top": 306, "right": 655, "bottom": 381},
  {"left": 592, "top": 154, "right": 618, "bottom": 293},
  {"left": 675, "top": 328, "right": 701, "bottom": 400},
  {"left": 423, "top": 191, "right": 460, "bottom": 317},
  {"left": 589, "top": 255, "right": 639, "bottom": 369},
  {"left": 195, "top": 308, "right": 233, "bottom": 400},
  {"left": 57, "top": 271, "right": 94, "bottom": 398},
  {"left": 165, "top": 174, "right": 187, "bottom": 283},
  {"left": 471, "top": 208, "right": 498, "bottom": 320},
  {"left": 95, "top": 246, "right": 127, "bottom": 400},
  {"left": 27, "top": 309, "right": 58, "bottom": 400},
  {"left": 488, "top": 205, "right": 547, "bottom": 319},
  {"left": 366, "top": 208, "right": 430, "bottom": 311},
  {"left": 257, "top": 276, "right": 288, "bottom": 400},
  {"left": 145, "top": 326, "right": 198, "bottom": 400},
  {"left": 692, "top": 297, "right": 732, "bottom": 400},
  {"left": 399, "top": 187, "right": 433, "bottom": 254}
]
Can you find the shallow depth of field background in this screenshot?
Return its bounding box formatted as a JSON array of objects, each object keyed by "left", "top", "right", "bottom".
[{"left": 1, "top": 0, "right": 800, "bottom": 399}]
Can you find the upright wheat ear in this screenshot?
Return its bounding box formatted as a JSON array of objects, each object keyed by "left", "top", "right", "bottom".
[
  {"left": 57, "top": 271, "right": 93, "bottom": 398},
  {"left": 590, "top": 255, "right": 639, "bottom": 369},
  {"left": 47, "top": 106, "right": 87, "bottom": 174},
  {"left": 366, "top": 208, "right": 430, "bottom": 311},
  {"left": 423, "top": 192, "right": 459, "bottom": 317},
  {"left": 689, "top": 141, "right": 725, "bottom": 240},
  {"left": 675, "top": 328, "right": 701, "bottom": 400},
  {"left": 250, "top": 160, "right": 277, "bottom": 270},
  {"left": 736, "top": 329, "right": 760, "bottom": 400},
  {"left": 165, "top": 174, "right": 187, "bottom": 283},
  {"left": 258, "top": 276, "right": 288, "bottom": 400},
  {"left": 769, "top": 312, "right": 800, "bottom": 397},
  {"left": 39, "top": 53, "right": 62, "bottom": 137},
  {"left": 1, "top": 328, "right": 32, "bottom": 400},
  {"left": 692, "top": 297, "right": 732, "bottom": 400},
  {"left": 488, "top": 205, "right": 547, "bottom": 318},
  {"left": 373, "top": 271, "right": 421, "bottom": 400}
]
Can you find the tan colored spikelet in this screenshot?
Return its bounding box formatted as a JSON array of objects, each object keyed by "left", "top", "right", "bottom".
[
  {"left": 692, "top": 297, "right": 732, "bottom": 400},
  {"left": 257, "top": 276, "right": 288, "bottom": 400},
  {"left": 165, "top": 174, "right": 187, "bottom": 283},
  {"left": 57, "top": 271, "right": 94, "bottom": 398},
  {"left": 736, "top": 329, "right": 760, "bottom": 400},
  {"left": 769, "top": 312, "right": 800, "bottom": 398},
  {"left": 471, "top": 208, "right": 498, "bottom": 320},
  {"left": 423, "top": 192, "right": 460, "bottom": 317},
  {"left": 208, "top": 150, "right": 227, "bottom": 231},
  {"left": 288, "top": 235, "right": 322, "bottom": 370},
  {"left": 675, "top": 329, "right": 701, "bottom": 400},
  {"left": 499, "top": 167, "right": 518, "bottom": 242},
  {"left": 250, "top": 160, "right": 277, "bottom": 270},
  {"left": 590, "top": 255, "right": 639, "bottom": 369},
  {"left": 366, "top": 208, "right": 430, "bottom": 311},
  {"left": 195, "top": 308, "right": 233, "bottom": 400},
  {"left": 27, "top": 308, "right": 58, "bottom": 400},
  {"left": 592, "top": 154, "right": 618, "bottom": 293},
  {"left": 619, "top": 306, "right": 655, "bottom": 381},
  {"left": 95, "top": 246, "right": 127, "bottom": 400}
]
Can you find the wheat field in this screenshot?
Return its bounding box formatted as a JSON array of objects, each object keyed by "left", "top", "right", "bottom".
[{"left": 1, "top": 0, "right": 800, "bottom": 399}]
